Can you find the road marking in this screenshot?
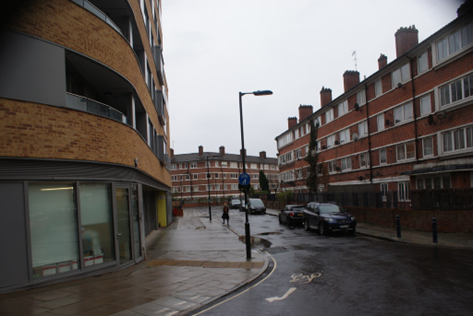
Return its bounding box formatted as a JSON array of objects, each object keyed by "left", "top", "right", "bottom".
[
  {"left": 192, "top": 251, "right": 277, "bottom": 315},
  {"left": 265, "top": 287, "right": 297, "bottom": 302},
  {"left": 290, "top": 272, "right": 322, "bottom": 284}
]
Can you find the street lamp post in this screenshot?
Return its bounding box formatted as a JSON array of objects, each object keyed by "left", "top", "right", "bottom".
[
  {"left": 207, "top": 155, "right": 212, "bottom": 221},
  {"left": 239, "top": 90, "right": 273, "bottom": 259}
]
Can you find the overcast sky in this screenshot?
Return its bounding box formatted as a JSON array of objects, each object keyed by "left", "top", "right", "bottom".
[{"left": 162, "top": 0, "right": 464, "bottom": 158}]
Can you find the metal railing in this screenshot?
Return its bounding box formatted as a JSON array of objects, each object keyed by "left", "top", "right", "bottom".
[
  {"left": 71, "top": 0, "right": 123, "bottom": 35},
  {"left": 66, "top": 93, "right": 128, "bottom": 124}
]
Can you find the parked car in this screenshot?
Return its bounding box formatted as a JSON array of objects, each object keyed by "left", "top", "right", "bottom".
[
  {"left": 303, "top": 202, "right": 356, "bottom": 235},
  {"left": 246, "top": 198, "right": 266, "bottom": 214},
  {"left": 279, "top": 204, "right": 305, "bottom": 227},
  {"left": 229, "top": 198, "right": 241, "bottom": 209}
]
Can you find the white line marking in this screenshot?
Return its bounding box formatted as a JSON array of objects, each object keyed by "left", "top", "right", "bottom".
[{"left": 265, "top": 287, "right": 297, "bottom": 302}]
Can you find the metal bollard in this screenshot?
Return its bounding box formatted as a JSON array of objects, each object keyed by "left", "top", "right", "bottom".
[
  {"left": 396, "top": 215, "right": 401, "bottom": 238},
  {"left": 432, "top": 217, "right": 438, "bottom": 243}
]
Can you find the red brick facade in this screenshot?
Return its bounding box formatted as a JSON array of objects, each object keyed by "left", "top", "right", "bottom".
[{"left": 276, "top": 5, "right": 473, "bottom": 213}]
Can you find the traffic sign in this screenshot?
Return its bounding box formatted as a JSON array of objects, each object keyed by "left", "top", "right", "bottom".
[{"left": 238, "top": 173, "right": 251, "bottom": 186}]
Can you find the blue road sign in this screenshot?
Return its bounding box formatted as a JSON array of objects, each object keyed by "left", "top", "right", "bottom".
[{"left": 238, "top": 173, "right": 251, "bottom": 186}]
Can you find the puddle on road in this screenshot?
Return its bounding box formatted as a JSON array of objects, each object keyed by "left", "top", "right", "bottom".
[{"left": 238, "top": 235, "right": 272, "bottom": 248}]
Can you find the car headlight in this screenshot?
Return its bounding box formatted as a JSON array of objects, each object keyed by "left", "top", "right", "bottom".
[
  {"left": 351, "top": 216, "right": 356, "bottom": 221},
  {"left": 327, "top": 218, "right": 335, "bottom": 223}
]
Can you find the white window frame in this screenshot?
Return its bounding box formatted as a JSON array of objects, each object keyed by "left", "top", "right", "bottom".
[
  {"left": 325, "top": 109, "right": 334, "bottom": 124},
  {"left": 379, "top": 148, "right": 387, "bottom": 164},
  {"left": 380, "top": 183, "right": 388, "bottom": 202},
  {"left": 398, "top": 182, "right": 411, "bottom": 202},
  {"left": 375, "top": 79, "right": 382, "bottom": 98},
  {"left": 377, "top": 113, "right": 385, "bottom": 131},
  {"left": 338, "top": 101, "right": 348, "bottom": 117},
  {"left": 190, "top": 162, "right": 197, "bottom": 169},
  {"left": 396, "top": 142, "right": 416, "bottom": 161},
  {"left": 356, "top": 90, "right": 366, "bottom": 106},
  {"left": 392, "top": 63, "right": 410, "bottom": 88},
  {"left": 340, "top": 157, "right": 352, "bottom": 171},
  {"left": 358, "top": 121, "right": 368, "bottom": 137},
  {"left": 436, "top": 22, "right": 473, "bottom": 62},
  {"left": 418, "top": 51, "right": 428, "bottom": 73},
  {"left": 327, "top": 135, "right": 336, "bottom": 148},
  {"left": 441, "top": 126, "right": 473, "bottom": 154},
  {"left": 339, "top": 128, "right": 350, "bottom": 144},
  {"left": 420, "top": 95, "right": 432, "bottom": 116},
  {"left": 394, "top": 102, "right": 413, "bottom": 125},
  {"left": 423, "top": 137, "right": 434, "bottom": 157},
  {"left": 359, "top": 152, "right": 370, "bottom": 168}
]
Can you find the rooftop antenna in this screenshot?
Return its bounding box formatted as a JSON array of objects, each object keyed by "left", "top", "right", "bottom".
[{"left": 352, "top": 50, "right": 358, "bottom": 71}]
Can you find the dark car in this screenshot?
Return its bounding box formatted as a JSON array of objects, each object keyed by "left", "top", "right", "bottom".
[
  {"left": 246, "top": 198, "right": 266, "bottom": 214},
  {"left": 229, "top": 198, "right": 241, "bottom": 209},
  {"left": 279, "top": 204, "right": 305, "bottom": 227},
  {"left": 303, "top": 202, "right": 356, "bottom": 235}
]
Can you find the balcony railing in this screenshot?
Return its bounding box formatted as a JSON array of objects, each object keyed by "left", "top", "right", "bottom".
[
  {"left": 71, "top": 0, "right": 123, "bottom": 35},
  {"left": 66, "top": 93, "right": 128, "bottom": 124}
]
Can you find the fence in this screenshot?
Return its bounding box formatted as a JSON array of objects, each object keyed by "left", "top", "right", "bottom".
[{"left": 253, "top": 188, "right": 473, "bottom": 211}]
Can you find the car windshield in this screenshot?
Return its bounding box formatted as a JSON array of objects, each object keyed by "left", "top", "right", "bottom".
[
  {"left": 232, "top": 199, "right": 241, "bottom": 205},
  {"left": 250, "top": 199, "right": 264, "bottom": 207},
  {"left": 319, "top": 204, "right": 343, "bottom": 214},
  {"left": 291, "top": 206, "right": 305, "bottom": 212}
]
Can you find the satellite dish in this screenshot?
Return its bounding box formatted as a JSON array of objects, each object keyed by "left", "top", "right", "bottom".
[
  {"left": 385, "top": 119, "right": 390, "bottom": 126},
  {"left": 352, "top": 133, "right": 359, "bottom": 142},
  {"left": 354, "top": 103, "right": 360, "bottom": 111},
  {"left": 427, "top": 114, "right": 434, "bottom": 125}
]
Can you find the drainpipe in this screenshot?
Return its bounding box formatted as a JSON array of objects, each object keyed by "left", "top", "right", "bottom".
[
  {"left": 365, "top": 84, "right": 374, "bottom": 184},
  {"left": 408, "top": 56, "right": 420, "bottom": 163}
]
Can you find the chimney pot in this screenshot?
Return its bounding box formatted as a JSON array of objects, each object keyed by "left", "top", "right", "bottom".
[
  {"left": 320, "top": 87, "right": 332, "bottom": 107},
  {"left": 288, "top": 117, "right": 297, "bottom": 129},
  {"left": 298, "top": 105, "right": 313, "bottom": 122},
  {"left": 198, "top": 145, "right": 203, "bottom": 157},
  {"left": 343, "top": 71, "right": 360, "bottom": 92},
  {"left": 395, "top": 25, "right": 419, "bottom": 58},
  {"left": 378, "top": 54, "right": 388, "bottom": 69}
]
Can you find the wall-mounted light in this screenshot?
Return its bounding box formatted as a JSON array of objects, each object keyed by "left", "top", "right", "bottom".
[{"left": 134, "top": 158, "right": 139, "bottom": 167}]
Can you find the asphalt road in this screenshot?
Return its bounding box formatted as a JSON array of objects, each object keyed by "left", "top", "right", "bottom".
[{"left": 189, "top": 208, "right": 473, "bottom": 316}]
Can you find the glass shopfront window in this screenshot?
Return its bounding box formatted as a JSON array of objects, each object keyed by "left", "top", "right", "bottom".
[
  {"left": 29, "top": 183, "right": 79, "bottom": 279},
  {"left": 79, "top": 183, "right": 114, "bottom": 267},
  {"left": 131, "top": 184, "right": 141, "bottom": 259}
]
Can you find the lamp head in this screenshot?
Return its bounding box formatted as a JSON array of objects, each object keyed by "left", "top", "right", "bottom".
[{"left": 253, "top": 90, "right": 273, "bottom": 96}]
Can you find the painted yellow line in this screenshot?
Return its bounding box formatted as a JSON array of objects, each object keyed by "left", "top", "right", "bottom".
[{"left": 192, "top": 251, "right": 277, "bottom": 315}]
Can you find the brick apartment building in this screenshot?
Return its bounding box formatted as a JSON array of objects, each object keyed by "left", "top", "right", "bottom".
[
  {"left": 276, "top": 2, "right": 473, "bottom": 209},
  {"left": 0, "top": 0, "right": 171, "bottom": 293},
  {"left": 171, "top": 146, "right": 279, "bottom": 201}
]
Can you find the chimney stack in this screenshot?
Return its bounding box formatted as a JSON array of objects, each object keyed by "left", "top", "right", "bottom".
[
  {"left": 343, "top": 71, "right": 360, "bottom": 92},
  {"left": 298, "top": 105, "right": 313, "bottom": 122},
  {"left": 458, "top": 0, "right": 473, "bottom": 17},
  {"left": 219, "top": 146, "right": 225, "bottom": 156},
  {"left": 395, "top": 25, "right": 419, "bottom": 58},
  {"left": 170, "top": 148, "right": 174, "bottom": 158},
  {"left": 320, "top": 87, "right": 332, "bottom": 107},
  {"left": 378, "top": 54, "right": 388, "bottom": 69},
  {"left": 240, "top": 149, "right": 246, "bottom": 158},
  {"left": 288, "top": 117, "right": 297, "bottom": 129},
  {"left": 198, "top": 145, "right": 203, "bottom": 157},
  {"left": 259, "top": 151, "right": 266, "bottom": 159}
]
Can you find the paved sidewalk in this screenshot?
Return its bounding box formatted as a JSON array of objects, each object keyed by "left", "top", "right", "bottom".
[
  {"left": 266, "top": 209, "right": 473, "bottom": 248},
  {"left": 0, "top": 208, "right": 267, "bottom": 316}
]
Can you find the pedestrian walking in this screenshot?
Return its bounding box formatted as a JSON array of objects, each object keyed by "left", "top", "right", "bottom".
[{"left": 222, "top": 203, "right": 229, "bottom": 225}]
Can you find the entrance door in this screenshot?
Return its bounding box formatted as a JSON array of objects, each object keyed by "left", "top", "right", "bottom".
[{"left": 115, "top": 186, "right": 132, "bottom": 265}]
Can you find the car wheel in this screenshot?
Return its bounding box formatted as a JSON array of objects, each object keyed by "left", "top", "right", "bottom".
[
  {"left": 318, "top": 222, "right": 326, "bottom": 236},
  {"left": 278, "top": 215, "right": 282, "bottom": 224},
  {"left": 304, "top": 219, "right": 310, "bottom": 231}
]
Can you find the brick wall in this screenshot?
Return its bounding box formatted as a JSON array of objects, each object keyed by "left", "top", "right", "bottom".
[{"left": 0, "top": 98, "right": 171, "bottom": 186}]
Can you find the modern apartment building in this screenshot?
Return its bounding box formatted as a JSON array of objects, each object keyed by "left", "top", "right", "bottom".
[
  {"left": 276, "top": 2, "right": 473, "bottom": 208},
  {"left": 0, "top": 0, "right": 171, "bottom": 293},
  {"left": 171, "top": 146, "right": 279, "bottom": 200}
]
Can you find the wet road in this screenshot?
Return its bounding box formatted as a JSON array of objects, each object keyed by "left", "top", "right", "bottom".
[{"left": 190, "top": 208, "right": 473, "bottom": 316}]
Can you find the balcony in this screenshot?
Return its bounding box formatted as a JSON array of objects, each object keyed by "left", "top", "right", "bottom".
[
  {"left": 154, "top": 90, "right": 166, "bottom": 125},
  {"left": 66, "top": 93, "right": 128, "bottom": 124},
  {"left": 153, "top": 45, "right": 164, "bottom": 85}
]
